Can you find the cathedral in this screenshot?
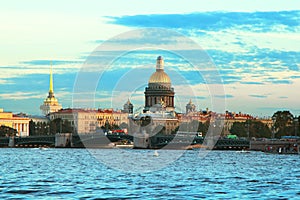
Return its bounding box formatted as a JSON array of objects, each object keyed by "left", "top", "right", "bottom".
[
  {"left": 144, "top": 56, "right": 175, "bottom": 112},
  {"left": 40, "top": 63, "right": 62, "bottom": 115}
]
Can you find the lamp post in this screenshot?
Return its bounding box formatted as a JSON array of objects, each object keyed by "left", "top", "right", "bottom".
[{"left": 294, "top": 116, "right": 298, "bottom": 137}]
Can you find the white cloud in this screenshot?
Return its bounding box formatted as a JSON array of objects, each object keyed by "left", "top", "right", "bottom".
[{"left": 0, "top": 92, "right": 44, "bottom": 100}]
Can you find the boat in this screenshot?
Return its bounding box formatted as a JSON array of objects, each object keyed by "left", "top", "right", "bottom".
[
  {"left": 236, "top": 149, "right": 250, "bottom": 153},
  {"left": 115, "top": 144, "right": 134, "bottom": 149},
  {"left": 153, "top": 150, "right": 159, "bottom": 157}
]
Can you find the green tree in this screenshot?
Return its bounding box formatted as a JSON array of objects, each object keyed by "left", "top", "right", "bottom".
[
  {"left": 249, "top": 121, "right": 271, "bottom": 138},
  {"left": 62, "top": 120, "right": 73, "bottom": 133},
  {"left": 197, "top": 121, "right": 209, "bottom": 137},
  {"left": 0, "top": 125, "right": 18, "bottom": 137},
  {"left": 272, "top": 110, "right": 294, "bottom": 138},
  {"left": 230, "top": 122, "right": 247, "bottom": 137},
  {"left": 29, "top": 120, "right": 35, "bottom": 135}
]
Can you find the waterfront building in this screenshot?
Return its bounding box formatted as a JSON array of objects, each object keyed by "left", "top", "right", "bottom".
[
  {"left": 0, "top": 108, "right": 30, "bottom": 136},
  {"left": 40, "top": 63, "right": 62, "bottom": 115},
  {"left": 96, "top": 108, "right": 129, "bottom": 128},
  {"left": 144, "top": 56, "right": 175, "bottom": 112},
  {"left": 49, "top": 108, "right": 129, "bottom": 134},
  {"left": 49, "top": 109, "right": 96, "bottom": 134}
]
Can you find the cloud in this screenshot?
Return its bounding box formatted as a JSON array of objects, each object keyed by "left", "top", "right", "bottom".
[
  {"left": 21, "top": 59, "right": 82, "bottom": 66},
  {"left": 0, "top": 59, "right": 82, "bottom": 82},
  {"left": 278, "top": 96, "right": 288, "bottom": 99},
  {"left": 249, "top": 94, "right": 268, "bottom": 98},
  {"left": 108, "top": 11, "right": 300, "bottom": 32},
  {"left": 0, "top": 92, "right": 44, "bottom": 100},
  {"left": 214, "top": 94, "right": 234, "bottom": 98}
]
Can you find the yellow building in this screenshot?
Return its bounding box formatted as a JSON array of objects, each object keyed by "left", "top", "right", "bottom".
[
  {"left": 96, "top": 109, "right": 129, "bottom": 128},
  {"left": 40, "top": 63, "right": 62, "bottom": 115},
  {"left": 49, "top": 108, "right": 129, "bottom": 134},
  {"left": 0, "top": 108, "right": 30, "bottom": 137}
]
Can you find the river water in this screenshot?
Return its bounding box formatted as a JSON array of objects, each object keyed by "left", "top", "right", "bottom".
[{"left": 0, "top": 148, "right": 299, "bottom": 199}]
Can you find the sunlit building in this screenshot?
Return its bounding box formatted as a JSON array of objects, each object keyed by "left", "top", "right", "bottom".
[
  {"left": 49, "top": 108, "right": 129, "bottom": 134},
  {"left": 0, "top": 108, "right": 30, "bottom": 136}
]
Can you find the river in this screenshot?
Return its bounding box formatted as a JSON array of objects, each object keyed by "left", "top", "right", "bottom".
[{"left": 0, "top": 148, "right": 299, "bottom": 199}]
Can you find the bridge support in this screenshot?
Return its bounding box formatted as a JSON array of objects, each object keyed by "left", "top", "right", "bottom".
[
  {"left": 55, "top": 133, "right": 72, "bottom": 148},
  {"left": 133, "top": 133, "right": 150, "bottom": 149},
  {"left": 8, "top": 136, "right": 15, "bottom": 147}
]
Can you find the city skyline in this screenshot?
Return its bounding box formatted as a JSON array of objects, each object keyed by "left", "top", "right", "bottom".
[{"left": 0, "top": 1, "right": 299, "bottom": 116}]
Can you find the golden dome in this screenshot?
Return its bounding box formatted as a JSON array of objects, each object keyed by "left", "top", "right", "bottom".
[
  {"left": 148, "top": 71, "right": 171, "bottom": 84},
  {"left": 148, "top": 56, "right": 171, "bottom": 84}
]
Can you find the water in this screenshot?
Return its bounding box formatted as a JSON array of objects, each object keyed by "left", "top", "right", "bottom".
[{"left": 0, "top": 148, "right": 299, "bottom": 199}]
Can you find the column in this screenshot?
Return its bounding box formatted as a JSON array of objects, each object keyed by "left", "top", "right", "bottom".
[
  {"left": 25, "top": 123, "right": 29, "bottom": 136},
  {"left": 145, "top": 97, "right": 148, "bottom": 107}
]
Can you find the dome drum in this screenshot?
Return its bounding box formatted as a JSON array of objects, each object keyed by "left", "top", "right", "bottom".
[{"left": 144, "top": 56, "right": 175, "bottom": 112}]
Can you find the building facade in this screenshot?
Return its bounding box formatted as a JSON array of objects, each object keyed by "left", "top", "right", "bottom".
[
  {"left": 0, "top": 108, "right": 30, "bottom": 137},
  {"left": 96, "top": 108, "right": 129, "bottom": 128},
  {"left": 49, "top": 108, "right": 129, "bottom": 134}
]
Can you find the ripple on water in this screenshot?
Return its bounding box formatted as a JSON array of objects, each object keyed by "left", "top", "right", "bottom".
[
  {"left": 6, "top": 189, "right": 42, "bottom": 194},
  {"left": 0, "top": 149, "right": 300, "bottom": 199}
]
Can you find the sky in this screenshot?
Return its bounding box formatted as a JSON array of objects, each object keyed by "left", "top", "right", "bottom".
[{"left": 0, "top": 0, "right": 300, "bottom": 117}]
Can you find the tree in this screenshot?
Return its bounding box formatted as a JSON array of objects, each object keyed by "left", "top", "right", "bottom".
[
  {"left": 249, "top": 121, "right": 271, "bottom": 138},
  {"left": 230, "top": 122, "right": 247, "bottom": 137},
  {"left": 0, "top": 125, "right": 17, "bottom": 137},
  {"left": 62, "top": 120, "right": 73, "bottom": 133},
  {"left": 272, "top": 110, "right": 294, "bottom": 138},
  {"left": 198, "top": 120, "right": 210, "bottom": 137},
  {"left": 29, "top": 120, "right": 35, "bottom": 135}
]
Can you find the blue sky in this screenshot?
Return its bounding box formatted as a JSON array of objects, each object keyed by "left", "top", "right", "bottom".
[{"left": 0, "top": 0, "right": 300, "bottom": 116}]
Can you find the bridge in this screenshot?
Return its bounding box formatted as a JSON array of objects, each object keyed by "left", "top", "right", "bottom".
[
  {"left": 0, "top": 133, "right": 249, "bottom": 149},
  {"left": 148, "top": 135, "right": 249, "bottom": 149}
]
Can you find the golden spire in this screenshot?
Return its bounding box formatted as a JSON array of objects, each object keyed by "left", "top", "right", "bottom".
[{"left": 48, "top": 61, "right": 54, "bottom": 98}]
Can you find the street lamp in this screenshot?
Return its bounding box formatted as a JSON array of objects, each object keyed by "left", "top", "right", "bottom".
[{"left": 294, "top": 116, "right": 298, "bottom": 137}]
